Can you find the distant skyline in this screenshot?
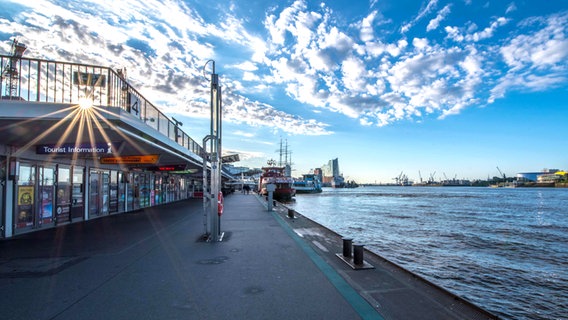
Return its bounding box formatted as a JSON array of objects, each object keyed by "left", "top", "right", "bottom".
[{"left": 1, "top": 0, "right": 567, "bottom": 183}]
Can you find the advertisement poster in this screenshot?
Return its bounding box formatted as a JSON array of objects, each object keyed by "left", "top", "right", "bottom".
[
  {"left": 17, "top": 185, "right": 34, "bottom": 227},
  {"left": 40, "top": 185, "right": 54, "bottom": 224},
  {"left": 56, "top": 184, "right": 71, "bottom": 222}
]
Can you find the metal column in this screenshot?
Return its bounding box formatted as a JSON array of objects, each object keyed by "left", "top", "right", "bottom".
[{"left": 202, "top": 60, "right": 223, "bottom": 242}]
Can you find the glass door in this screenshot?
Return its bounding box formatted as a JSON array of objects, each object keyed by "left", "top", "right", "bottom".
[
  {"left": 109, "top": 171, "right": 118, "bottom": 213},
  {"left": 125, "top": 172, "right": 133, "bottom": 212},
  {"left": 89, "top": 169, "right": 100, "bottom": 218},
  {"left": 71, "top": 166, "right": 84, "bottom": 221},
  {"left": 139, "top": 173, "right": 150, "bottom": 208},
  {"left": 118, "top": 172, "right": 126, "bottom": 213},
  {"left": 15, "top": 163, "right": 35, "bottom": 231},
  {"left": 39, "top": 166, "right": 55, "bottom": 227},
  {"left": 101, "top": 171, "right": 110, "bottom": 215},
  {"left": 0, "top": 157, "right": 4, "bottom": 238},
  {"left": 55, "top": 166, "right": 71, "bottom": 225},
  {"left": 132, "top": 173, "right": 140, "bottom": 210}
]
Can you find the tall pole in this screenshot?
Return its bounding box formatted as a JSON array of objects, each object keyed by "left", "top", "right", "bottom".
[{"left": 203, "top": 60, "right": 222, "bottom": 241}]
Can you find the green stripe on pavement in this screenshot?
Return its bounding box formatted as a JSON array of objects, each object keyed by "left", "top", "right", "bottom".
[{"left": 269, "top": 209, "right": 384, "bottom": 320}]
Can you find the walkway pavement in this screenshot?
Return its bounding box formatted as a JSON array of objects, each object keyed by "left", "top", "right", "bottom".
[{"left": 0, "top": 194, "right": 497, "bottom": 320}]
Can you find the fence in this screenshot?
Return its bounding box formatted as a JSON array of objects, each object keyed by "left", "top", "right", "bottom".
[{"left": 0, "top": 54, "right": 204, "bottom": 157}]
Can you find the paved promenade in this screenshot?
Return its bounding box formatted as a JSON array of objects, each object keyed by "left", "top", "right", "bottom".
[{"left": 0, "top": 194, "right": 497, "bottom": 320}]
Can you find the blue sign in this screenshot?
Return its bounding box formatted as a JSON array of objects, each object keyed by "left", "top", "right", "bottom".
[{"left": 36, "top": 143, "right": 113, "bottom": 155}]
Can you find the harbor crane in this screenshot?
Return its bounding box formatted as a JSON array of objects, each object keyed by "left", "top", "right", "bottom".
[
  {"left": 429, "top": 171, "right": 436, "bottom": 184},
  {"left": 496, "top": 166, "right": 506, "bottom": 181},
  {"left": 393, "top": 171, "right": 410, "bottom": 186},
  {"left": 2, "top": 38, "right": 27, "bottom": 98}
]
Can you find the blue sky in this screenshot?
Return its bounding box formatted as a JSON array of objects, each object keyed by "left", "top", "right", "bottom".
[{"left": 0, "top": 0, "right": 567, "bottom": 183}]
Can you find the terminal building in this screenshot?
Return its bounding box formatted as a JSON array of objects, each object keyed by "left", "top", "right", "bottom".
[
  {"left": 1, "top": 41, "right": 230, "bottom": 239},
  {"left": 516, "top": 169, "right": 565, "bottom": 182}
]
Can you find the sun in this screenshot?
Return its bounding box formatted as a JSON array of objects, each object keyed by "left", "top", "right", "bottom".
[{"left": 78, "top": 97, "right": 94, "bottom": 110}]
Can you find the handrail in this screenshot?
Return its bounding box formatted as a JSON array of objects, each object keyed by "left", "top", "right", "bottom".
[{"left": 0, "top": 54, "right": 204, "bottom": 158}]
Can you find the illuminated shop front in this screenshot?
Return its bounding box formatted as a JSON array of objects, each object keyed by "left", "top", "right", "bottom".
[{"left": 3, "top": 153, "right": 200, "bottom": 237}]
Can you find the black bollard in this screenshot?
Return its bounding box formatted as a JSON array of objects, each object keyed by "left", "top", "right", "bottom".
[
  {"left": 342, "top": 238, "right": 353, "bottom": 258},
  {"left": 287, "top": 208, "right": 295, "bottom": 218},
  {"left": 353, "top": 244, "right": 365, "bottom": 265}
]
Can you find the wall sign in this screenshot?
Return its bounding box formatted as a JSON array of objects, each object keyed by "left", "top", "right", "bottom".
[
  {"left": 37, "top": 143, "right": 113, "bottom": 155},
  {"left": 146, "top": 164, "right": 187, "bottom": 171},
  {"left": 100, "top": 154, "right": 160, "bottom": 164}
]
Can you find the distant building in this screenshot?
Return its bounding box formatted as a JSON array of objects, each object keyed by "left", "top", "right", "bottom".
[
  {"left": 313, "top": 168, "right": 323, "bottom": 183},
  {"left": 321, "top": 158, "right": 348, "bottom": 187},
  {"left": 517, "top": 169, "right": 561, "bottom": 182},
  {"left": 320, "top": 158, "right": 339, "bottom": 185}
]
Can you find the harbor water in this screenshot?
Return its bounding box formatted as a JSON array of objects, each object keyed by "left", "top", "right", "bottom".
[{"left": 287, "top": 186, "right": 568, "bottom": 320}]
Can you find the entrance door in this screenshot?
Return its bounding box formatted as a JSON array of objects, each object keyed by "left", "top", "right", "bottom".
[
  {"left": 118, "top": 172, "right": 125, "bottom": 213},
  {"left": 133, "top": 173, "right": 140, "bottom": 210},
  {"left": 1, "top": 157, "right": 5, "bottom": 238},
  {"left": 55, "top": 166, "right": 71, "bottom": 225},
  {"left": 124, "top": 172, "right": 133, "bottom": 212},
  {"left": 15, "top": 163, "right": 35, "bottom": 232},
  {"left": 109, "top": 171, "right": 118, "bottom": 213},
  {"left": 89, "top": 169, "right": 100, "bottom": 217},
  {"left": 70, "top": 166, "right": 84, "bottom": 222},
  {"left": 89, "top": 170, "right": 110, "bottom": 218},
  {"left": 38, "top": 166, "right": 55, "bottom": 227},
  {"left": 101, "top": 171, "right": 110, "bottom": 215}
]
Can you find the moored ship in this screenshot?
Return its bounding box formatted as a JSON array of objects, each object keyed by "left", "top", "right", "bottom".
[
  {"left": 293, "top": 174, "right": 323, "bottom": 194},
  {"left": 259, "top": 166, "right": 295, "bottom": 201}
]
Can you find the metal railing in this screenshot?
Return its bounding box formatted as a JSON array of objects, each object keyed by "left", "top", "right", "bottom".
[{"left": 0, "top": 54, "right": 204, "bottom": 158}]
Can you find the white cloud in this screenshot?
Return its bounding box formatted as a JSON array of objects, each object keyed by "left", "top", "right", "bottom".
[
  {"left": 386, "top": 39, "right": 408, "bottom": 57},
  {"left": 341, "top": 55, "right": 367, "bottom": 92},
  {"left": 467, "top": 17, "right": 509, "bottom": 42},
  {"left": 445, "top": 25, "right": 464, "bottom": 42},
  {"left": 412, "top": 38, "right": 429, "bottom": 51},
  {"left": 265, "top": 0, "right": 306, "bottom": 46},
  {"left": 501, "top": 17, "right": 568, "bottom": 70},
  {"left": 242, "top": 71, "right": 260, "bottom": 81},
  {"left": 490, "top": 11, "right": 568, "bottom": 102},
  {"left": 489, "top": 72, "right": 566, "bottom": 103},
  {"left": 359, "top": 117, "right": 373, "bottom": 126},
  {"left": 506, "top": 2, "right": 517, "bottom": 14},
  {"left": 445, "top": 17, "right": 509, "bottom": 43},
  {"left": 360, "top": 10, "right": 378, "bottom": 42},
  {"left": 427, "top": 5, "right": 451, "bottom": 32},
  {"left": 233, "top": 130, "right": 255, "bottom": 138},
  {"left": 232, "top": 61, "right": 258, "bottom": 71},
  {"left": 401, "top": 0, "right": 439, "bottom": 33}
]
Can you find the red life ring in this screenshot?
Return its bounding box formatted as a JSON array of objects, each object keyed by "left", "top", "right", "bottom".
[{"left": 217, "top": 191, "right": 224, "bottom": 216}]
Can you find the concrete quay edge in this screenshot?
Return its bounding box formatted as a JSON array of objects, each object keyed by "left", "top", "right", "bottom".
[{"left": 265, "top": 195, "right": 500, "bottom": 320}]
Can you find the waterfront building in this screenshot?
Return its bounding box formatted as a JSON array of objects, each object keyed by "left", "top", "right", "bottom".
[
  {"left": 0, "top": 49, "right": 230, "bottom": 239},
  {"left": 517, "top": 169, "right": 562, "bottom": 182}
]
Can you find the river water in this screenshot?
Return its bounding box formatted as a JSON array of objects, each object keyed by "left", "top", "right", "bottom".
[{"left": 287, "top": 186, "right": 568, "bottom": 320}]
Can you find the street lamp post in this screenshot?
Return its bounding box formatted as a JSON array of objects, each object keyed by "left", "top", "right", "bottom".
[{"left": 202, "top": 60, "right": 223, "bottom": 242}]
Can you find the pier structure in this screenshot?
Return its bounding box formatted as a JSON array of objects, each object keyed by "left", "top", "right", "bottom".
[{"left": 0, "top": 194, "right": 498, "bottom": 319}]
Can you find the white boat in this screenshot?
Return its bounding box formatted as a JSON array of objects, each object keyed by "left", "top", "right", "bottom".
[{"left": 293, "top": 174, "right": 322, "bottom": 194}]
